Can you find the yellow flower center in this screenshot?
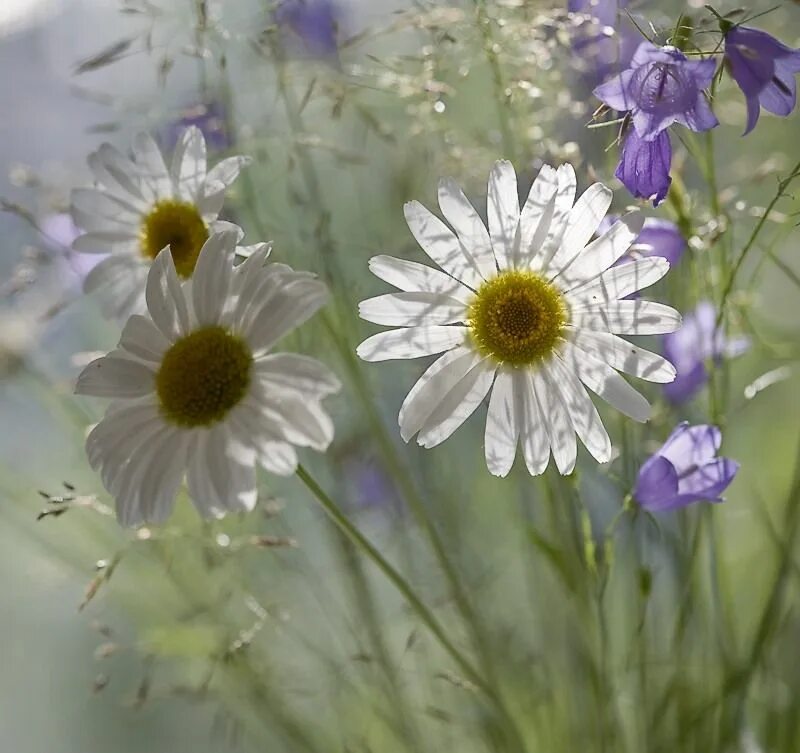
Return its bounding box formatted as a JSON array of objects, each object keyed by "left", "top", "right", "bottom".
[
  {"left": 155, "top": 326, "right": 253, "bottom": 428},
  {"left": 468, "top": 270, "right": 568, "bottom": 366},
  {"left": 139, "top": 199, "right": 209, "bottom": 278}
]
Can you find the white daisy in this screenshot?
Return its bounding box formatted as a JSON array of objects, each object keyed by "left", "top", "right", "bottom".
[
  {"left": 357, "top": 161, "right": 681, "bottom": 477},
  {"left": 71, "top": 126, "right": 251, "bottom": 319},
  {"left": 76, "top": 231, "right": 339, "bottom": 526}
]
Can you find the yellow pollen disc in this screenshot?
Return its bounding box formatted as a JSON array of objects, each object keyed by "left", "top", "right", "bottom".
[
  {"left": 139, "top": 199, "right": 209, "bottom": 278},
  {"left": 468, "top": 270, "right": 568, "bottom": 366},
  {"left": 155, "top": 326, "right": 253, "bottom": 428}
]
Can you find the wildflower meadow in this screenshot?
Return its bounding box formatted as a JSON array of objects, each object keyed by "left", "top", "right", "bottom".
[{"left": 2, "top": 1, "right": 800, "bottom": 751}]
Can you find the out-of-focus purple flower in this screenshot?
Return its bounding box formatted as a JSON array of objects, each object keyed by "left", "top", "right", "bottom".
[
  {"left": 594, "top": 42, "right": 719, "bottom": 139},
  {"left": 635, "top": 423, "right": 738, "bottom": 511},
  {"left": 724, "top": 26, "right": 800, "bottom": 135},
  {"left": 615, "top": 127, "right": 672, "bottom": 206},
  {"left": 568, "top": 0, "right": 639, "bottom": 87},
  {"left": 663, "top": 301, "right": 750, "bottom": 403},
  {"left": 41, "top": 213, "right": 104, "bottom": 282},
  {"left": 274, "top": 0, "right": 341, "bottom": 60},
  {"left": 164, "top": 102, "right": 230, "bottom": 152},
  {"left": 599, "top": 215, "right": 686, "bottom": 267}
]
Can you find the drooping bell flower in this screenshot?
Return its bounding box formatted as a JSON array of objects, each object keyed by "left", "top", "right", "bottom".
[
  {"left": 723, "top": 25, "right": 800, "bottom": 135},
  {"left": 634, "top": 422, "right": 738, "bottom": 512},
  {"left": 615, "top": 127, "right": 672, "bottom": 206},
  {"left": 598, "top": 215, "right": 686, "bottom": 266},
  {"left": 274, "top": 0, "right": 341, "bottom": 60},
  {"left": 662, "top": 301, "right": 750, "bottom": 403},
  {"left": 594, "top": 41, "right": 719, "bottom": 139}
]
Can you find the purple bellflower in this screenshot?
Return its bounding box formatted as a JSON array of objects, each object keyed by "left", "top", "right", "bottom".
[
  {"left": 615, "top": 127, "right": 672, "bottom": 205},
  {"left": 164, "top": 102, "right": 230, "bottom": 152},
  {"left": 275, "top": 0, "right": 341, "bottom": 60},
  {"left": 568, "top": 0, "right": 638, "bottom": 87},
  {"left": 594, "top": 41, "right": 719, "bottom": 139},
  {"left": 724, "top": 26, "right": 800, "bottom": 135},
  {"left": 663, "top": 301, "right": 750, "bottom": 403},
  {"left": 635, "top": 423, "right": 739, "bottom": 512},
  {"left": 599, "top": 215, "right": 686, "bottom": 266}
]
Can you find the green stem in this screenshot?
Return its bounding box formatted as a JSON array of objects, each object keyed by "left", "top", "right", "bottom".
[
  {"left": 295, "top": 464, "right": 485, "bottom": 690},
  {"left": 474, "top": 0, "right": 517, "bottom": 162}
]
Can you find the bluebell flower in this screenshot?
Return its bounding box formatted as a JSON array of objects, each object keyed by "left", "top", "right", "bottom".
[
  {"left": 165, "top": 102, "right": 230, "bottom": 152},
  {"left": 662, "top": 301, "right": 750, "bottom": 403},
  {"left": 594, "top": 41, "right": 719, "bottom": 139},
  {"left": 634, "top": 422, "right": 739, "bottom": 512},
  {"left": 615, "top": 127, "right": 672, "bottom": 205},
  {"left": 599, "top": 215, "right": 686, "bottom": 267},
  {"left": 724, "top": 26, "right": 800, "bottom": 135},
  {"left": 274, "top": 0, "right": 341, "bottom": 60},
  {"left": 568, "top": 0, "right": 638, "bottom": 87}
]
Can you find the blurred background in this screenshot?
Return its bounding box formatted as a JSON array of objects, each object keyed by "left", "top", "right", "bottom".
[{"left": 2, "top": 1, "right": 800, "bottom": 751}]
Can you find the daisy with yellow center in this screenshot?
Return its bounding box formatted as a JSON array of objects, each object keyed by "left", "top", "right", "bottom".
[
  {"left": 76, "top": 231, "right": 339, "bottom": 527},
  {"left": 357, "top": 161, "right": 681, "bottom": 476},
  {"left": 70, "top": 127, "right": 251, "bottom": 319}
]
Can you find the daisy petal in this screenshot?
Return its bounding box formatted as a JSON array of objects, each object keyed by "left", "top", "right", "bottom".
[
  {"left": 171, "top": 126, "right": 207, "bottom": 201},
  {"left": 146, "top": 249, "right": 191, "bottom": 340},
  {"left": 403, "top": 201, "right": 484, "bottom": 289},
  {"left": 358, "top": 292, "right": 466, "bottom": 326},
  {"left": 572, "top": 300, "right": 682, "bottom": 335},
  {"left": 487, "top": 160, "right": 520, "bottom": 271},
  {"left": 438, "top": 177, "right": 496, "bottom": 281},
  {"left": 356, "top": 326, "right": 468, "bottom": 361},
  {"left": 550, "top": 354, "right": 612, "bottom": 463},
  {"left": 119, "top": 314, "right": 170, "bottom": 363},
  {"left": 76, "top": 352, "right": 155, "bottom": 398},
  {"left": 568, "top": 329, "right": 676, "bottom": 383},
  {"left": 534, "top": 367, "right": 577, "bottom": 475},
  {"left": 484, "top": 368, "right": 520, "bottom": 477},
  {"left": 398, "top": 346, "right": 481, "bottom": 442},
  {"left": 368, "top": 255, "right": 473, "bottom": 302},
  {"left": 566, "top": 257, "right": 669, "bottom": 304},
  {"left": 560, "top": 341, "right": 651, "bottom": 422},
  {"left": 255, "top": 353, "right": 341, "bottom": 396},
  {"left": 518, "top": 369, "right": 550, "bottom": 475},
  {"left": 132, "top": 133, "right": 173, "bottom": 199},
  {"left": 192, "top": 231, "right": 237, "bottom": 326},
  {"left": 416, "top": 360, "right": 496, "bottom": 448}
]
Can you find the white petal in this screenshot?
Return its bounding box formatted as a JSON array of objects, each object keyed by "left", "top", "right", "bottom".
[
  {"left": 549, "top": 354, "right": 612, "bottom": 463},
  {"left": 132, "top": 133, "right": 173, "bottom": 199},
  {"left": 192, "top": 231, "right": 237, "bottom": 326},
  {"left": 533, "top": 367, "right": 577, "bottom": 475},
  {"left": 171, "top": 126, "right": 207, "bottom": 201},
  {"left": 119, "top": 314, "right": 170, "bottom": 363},
  {"left": 206, "top": 155, "right": 251, "bottom": 188},
  {"left": 437, "top": 177, "right": 496, "bottom": 281},
  {"left": 145, "top": 249, "right": 191, "bottom": 341},
  {"left": 518, "top": 165, "right": 559, "bottom": 261},
  {"left": 571, "top": 300, "right": 682, "bottom": 335},
  {"left": 514, "top": 187, "right": 557, "bottom": 270},
  {"left": 259, "top": 393, "right": 335, "bottom": 451},
  {"left": 138, "top": 429, "right": 187, "bottom": 523},
  {"left": 559, "top": 340, "right": 651, "bottom": 422},
  {"left": 245, "top": 276, "right": 328, "bottom": 355},
  {"left": 356, "top": 326, "right": 467, "bottom": 361},
  {"left": 84, "top": 256, "right": 148, "bottom": 321},
  {"left": 416, "top": 359, "right": 496, "bottom": 448},
  {"left": 487, "top": 160, "right": 520, "bottom": 271},
  {"left": 567, "top": 329, "right": 676, "bottom": 383},
  {"left": 403, "top": 201, "right": 484, "bottom": 289},
  {"left": 556, "top": 213, "right": 645, "bottom": 288},
  {"left": 257, "top": 441, "right": 298, "bottom": 476},
  {"left": 398, "top": 346, "right": 481, "bottom": 442},
  {"left": 518, "top": 369, "right": 550, "bottom": 475},
  {"left": 71, "top": 187, "right": 141, "bottom": 228},
  {"left": 545, "top": 183, "right": 612, "bottom": 277},
  {"left": 76, "top": 352, "right": 155, "bottom": 398},
  {"left": 484, "top": 368, "right": 519, "bottom": 477},
  {"left": 86, "top": 400, "right": 161, "bottom": 474},
  {"left": 566, "top": 256, "right": 669, "bottom": 304},
  {"left": 358, "top": 292, "right": 466, "bottom": 326},
  {"left": 368, "top": 255, "right": 473, "bottom": 303},
  {"left": 254, "top": 353, "right": 340, "bottom": 397},
  {"left": 72, "top": 232, "right": 137, "bottom": 254},
  {"left": 88, "top": 143, "right": 150, "bottom": 207}
]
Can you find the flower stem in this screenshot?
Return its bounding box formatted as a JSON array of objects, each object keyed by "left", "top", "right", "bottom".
[{"left": 295, "top": 464, "right": 485, "bottom": 689}]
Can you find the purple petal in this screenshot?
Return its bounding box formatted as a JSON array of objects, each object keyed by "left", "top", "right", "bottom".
[
  {"left": 658, "top": 423, "right": 721, "bottom": 471},
  {"left": 677, "top": 457, "right": 739, "bottom": 499},
  {"left": 631, "top": 218, "right": 686, "bottom": 266},
  {"left": 593, "top": 69, "right": 636, "bottom": 111},
  {"left": 615, "top": 128, "right": 672, "bottom": 206},
  {"left": 759, "top": 60, "right": 797, "bottom": 116},
  {"left": 675, "top": 93, "right": 719, "bottom": 132},
  {"left": 635, "top": 455, "right": 679, "bottom": 510}
]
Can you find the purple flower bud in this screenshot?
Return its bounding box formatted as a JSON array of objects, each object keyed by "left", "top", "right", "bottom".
[
  {"left": 164, "top": 102, "right": 230, "bottom": 153},
  {"left": 615, "top": 127, "right": 672, "bottom": 206},
  {"left": 594, "top": 42, "right": 719, "bottom": 139},
  {"left": 724, "top": 26, "right": 800, "bottom": 135},
  {"left": 275, "top": 0, "right": 341, "bottom": 60},
  {"left": 635, "top": 423, "right": 739, "bottom": 512},
  {"left": 662, "top": 301, "right": 750, "bottom": 404}
]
